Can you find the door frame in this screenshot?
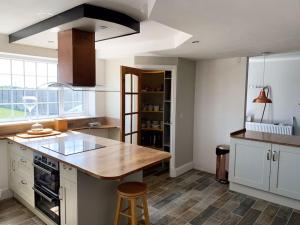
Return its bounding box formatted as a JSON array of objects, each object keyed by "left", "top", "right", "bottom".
[{"left": 133, "top": 64, "right": 177, "bottom": 177}]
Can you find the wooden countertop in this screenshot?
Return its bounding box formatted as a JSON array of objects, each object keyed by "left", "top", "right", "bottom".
[
  {"left": 231, "top": 129, "right": 300, "bottom": 148},
  {"left": 7, "top": 131, "right": 171, "bottom": 180}
]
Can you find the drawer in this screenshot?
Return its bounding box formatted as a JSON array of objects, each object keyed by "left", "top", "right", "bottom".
[
  {"left": 15, "top": 154, "right": 34, "bottom": 175},
  {"left": 15, "top": 144, "right": 34, "bottom": 161},
  {"left": 60, "top": 163, "right": 77, "bottom": 183},
  {"left": 14, "top": 173, "right": 34, "bottom": 207}
]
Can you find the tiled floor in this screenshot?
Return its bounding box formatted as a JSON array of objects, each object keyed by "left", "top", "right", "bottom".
[
  {"left": 0, "top": 169, "right": 299, "bottom": 225},
  {"left": 0, "top": 198, "right": 44, "bottom": 225},
  {"left": 144, "top": 170, "right": 300, "bottom": 225}
]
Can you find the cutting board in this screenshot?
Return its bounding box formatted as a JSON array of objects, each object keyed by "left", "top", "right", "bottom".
[{"left": 16, "top": 130, "right": 61, "bottom": 139}]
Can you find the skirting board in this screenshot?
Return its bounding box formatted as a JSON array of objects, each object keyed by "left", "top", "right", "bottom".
[
  {"left": 170, "top": 161, "right": 193, "bottom": 177},
  {"left": 193, "top": 163, "right": 215, "bottom": 174},
  {"left": 230, "top": 182, "right": 300, "bottom": 210},
  {"left": 0, "top": 188, "right": 13, "bottom": 201}
]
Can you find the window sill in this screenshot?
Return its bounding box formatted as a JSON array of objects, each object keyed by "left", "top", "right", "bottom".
[{"left": 0, "top": 115, "right": 95, "bottom": 127}]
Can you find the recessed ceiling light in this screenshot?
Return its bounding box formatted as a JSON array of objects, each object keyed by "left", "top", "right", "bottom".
[
  {"left": 50, "top": 27, "right": 60, "bottom": 33},
  {"left": 37, "top": 11, "right": 53, "bottom": 19},
  {"left": 192, "top": 40, "right": 200, "bottom": 44}
]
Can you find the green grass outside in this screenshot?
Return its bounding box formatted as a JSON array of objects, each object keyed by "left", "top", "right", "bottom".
[{"left": 0, "top": 107, "right": 25, "bottom": 119}]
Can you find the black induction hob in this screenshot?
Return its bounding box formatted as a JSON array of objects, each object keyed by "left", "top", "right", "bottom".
[{"left": 41, "top": 140, "right": 105, "bottom": 156}]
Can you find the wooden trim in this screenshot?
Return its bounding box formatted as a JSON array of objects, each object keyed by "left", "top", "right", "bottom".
[
  {"left": 120, "top": 66, "right": 142, "bottom": 143},
  {"left": 124, "top": 112, "right": 139, "bottom": 116},
  {"left": 230, "top": 129, "right": 246, "bottom": 136},
  {"left": 9, "top": 4, "right": 140, "bottom": 43},
  {"left": 141, "top": 70, "right": 165, "bottom": 74},
  {"left": 124, "top": 92, "right": 140, "bottom": 95},
  {"left": 124, "top": 131, "right": 139, "bottom": 136}
]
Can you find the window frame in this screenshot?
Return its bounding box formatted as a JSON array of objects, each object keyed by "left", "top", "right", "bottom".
[{"left": 0, "top": 53, "right": 89, "bottom": 123}]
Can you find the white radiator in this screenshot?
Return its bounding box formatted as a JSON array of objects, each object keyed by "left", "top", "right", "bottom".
[{"left": 245, "top": 122, "right": 293, "bottom": 135}]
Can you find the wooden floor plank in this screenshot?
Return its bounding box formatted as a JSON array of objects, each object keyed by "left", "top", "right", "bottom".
[{"left": 0, "top": 169, "right": 299, "bottom": 225}]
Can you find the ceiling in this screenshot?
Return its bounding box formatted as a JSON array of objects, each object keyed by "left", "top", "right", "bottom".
[
  {"left": 2, "top": 0, "right": 300, "bottom": 59},
  {"left": 150, "top": 0, "right": 300, "bottom": 59}
]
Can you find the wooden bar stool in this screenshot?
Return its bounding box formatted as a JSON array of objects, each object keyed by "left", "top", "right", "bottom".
[{"left": 114, "top": 182, "right": 150, "bottom": 225}]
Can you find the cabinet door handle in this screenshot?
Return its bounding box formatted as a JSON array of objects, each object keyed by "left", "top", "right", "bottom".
[
  {"left": 7, "top": 141, "right": 13, "bottom": 145},
  {"left": 12, "top": 160, "right": 15, "bottom": 172},
  {"left": 21, "top": 180, "right": 27, "bottom": 185},
  {"left": 267, "top": 150, "right": 271, "bottom": 160},
  {"left": 64, "top": 187, "right": 67, "bottom": 225},
  {"left": 20, "top": 158, "right": 27, "bottom": 163},
  {"left": 272, "top": 151, "right": 278, "bottom": 161}
]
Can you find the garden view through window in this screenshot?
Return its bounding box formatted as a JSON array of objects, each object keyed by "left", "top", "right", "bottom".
[{"left": 0, "top": 54, "right": 86, "bottom": 122}]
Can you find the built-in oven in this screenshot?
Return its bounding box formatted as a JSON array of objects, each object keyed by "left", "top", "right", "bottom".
[{"left": 33, "top": 152, "right": 60, "bottom": 224}]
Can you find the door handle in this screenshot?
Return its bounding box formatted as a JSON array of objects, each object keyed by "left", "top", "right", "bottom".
[
  {"left": 32, "top": 163, "right": 52, "bottom": 175},
  {"left": 32, "top": 187, "right": 53, "bottom": 202},
  {"left": 272, "top": 151, "right": 278, "bottom": 161},
  {"left": 267, "top": 150, "right": 271, "bottom": 160},
  {"left": 21, "top": 180, "right": 27, "bottom": 185},
  {"left": 20, "top": 158, "right": 27, "bottom": 163}
]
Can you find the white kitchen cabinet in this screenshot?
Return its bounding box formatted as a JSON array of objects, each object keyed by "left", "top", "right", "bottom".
[
  {"left": 229, "top": 139, "right": 271, "bottom": 191},
  {"left": 270, "top": 144, "right": 300, "bottom": 200},
  {"left": 230, "top": 138, "right": 300, "bottom": 209},
  {"left": 60, "top": 163, "right": 78, "bottom": 225},
  {"left": 7, "top": 141, "right": 34, "bottom": 207}
]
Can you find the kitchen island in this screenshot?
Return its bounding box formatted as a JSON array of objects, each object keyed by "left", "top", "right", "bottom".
[
  {"left": 230, "top": 129, "right": 300, "bottom": 210},
  {"left": 5, "top": 131, "right": 171, "bottom": 225}
]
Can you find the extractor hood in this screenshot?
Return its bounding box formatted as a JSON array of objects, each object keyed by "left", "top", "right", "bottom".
[{"left": 9, "top": 4, "right": 140, "bottom": 87}]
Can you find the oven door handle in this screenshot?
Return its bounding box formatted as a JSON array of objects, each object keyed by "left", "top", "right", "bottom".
[
  {"left": 32, "top": 163, "right": 52, "bottom": 175},
  {"left": 32, "top": 187, "right": 53, "bottom": 202}
]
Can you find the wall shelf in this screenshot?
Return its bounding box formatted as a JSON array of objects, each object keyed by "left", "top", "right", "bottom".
[{"left": 141, "top": 128, "right": 163, "bottom": 132}]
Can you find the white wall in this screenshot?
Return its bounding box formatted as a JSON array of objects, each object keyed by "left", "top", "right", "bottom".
[
  {"left": 94, "top": 57, "right": 135, "bottom": 119},
  {"left": 104, "top": 57, "right": 134, "bottom": 119},
  {"left": 246, "top": 52, "right": 300, "bottom": 135},
  {"left": 175, "top": 58, "right": 196, "bottom": 168},
  {"left": 193, "top": 57, "right": 247, "bottom": 173}
]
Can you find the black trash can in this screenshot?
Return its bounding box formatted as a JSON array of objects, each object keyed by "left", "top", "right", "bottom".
[{"left": 216, "top": 145, "right": 230, "bottom": 184}]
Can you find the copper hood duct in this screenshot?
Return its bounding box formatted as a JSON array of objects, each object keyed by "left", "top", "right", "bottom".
[{"left": 58, "top": 29, "right": 95, "bottom": 87}]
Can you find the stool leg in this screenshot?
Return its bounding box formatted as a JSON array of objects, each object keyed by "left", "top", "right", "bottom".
[
  {"left": 142, "top": 195, "right": 150, "bottom": 225},
  {"left": 130, "top": 199, "right": 137, "bottom": 225},
  {"left": 114, "top": 195, "right": 122, "bottom": 225},
  {"left": 127, "top": 200, "right": 131, "bottom": 225}
]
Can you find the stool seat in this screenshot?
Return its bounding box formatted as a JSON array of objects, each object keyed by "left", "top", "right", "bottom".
[
  {"left": 114, "top": 182, "right": 150, "bottom": 225},
  {"left": 118, "top": 182, "right": 147, "bottom": 197}
]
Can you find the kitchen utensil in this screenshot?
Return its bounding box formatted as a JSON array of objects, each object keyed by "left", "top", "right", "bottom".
[{"left": 54, "top": 119, "right": 68, "bottom": 132}]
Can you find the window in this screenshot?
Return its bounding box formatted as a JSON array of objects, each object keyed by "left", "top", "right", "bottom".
[{"left": 0, "top": 54, "right": 88, "bottom": 122}]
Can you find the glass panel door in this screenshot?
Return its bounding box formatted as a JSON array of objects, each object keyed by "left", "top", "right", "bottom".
[{"left": 121, "top": 66, "right": 141, "bottom": 144}]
